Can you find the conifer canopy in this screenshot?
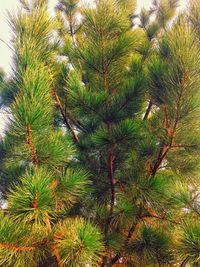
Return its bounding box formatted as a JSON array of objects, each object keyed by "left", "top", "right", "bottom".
[{"left": 0, "top": 0, "right": 200, "bottom": 266}]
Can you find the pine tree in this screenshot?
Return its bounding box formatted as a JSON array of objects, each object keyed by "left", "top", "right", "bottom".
[
  {"left": 0, "top": 0, "right": 200, "bottom": 266},
  {"left": 0, "top": 1, "right": 104, "bottom": 266}
]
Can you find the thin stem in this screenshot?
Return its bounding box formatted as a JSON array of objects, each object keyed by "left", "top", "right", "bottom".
[
  {"left": 180, "top": 258, "right": 189, "bottom": 267},
  {"left": 53, "top": 89, "right": 80, "bottom": 144},
  {"left": 0, "top": 37, "right": 15, "bottom": 53},
  {"left": 150, "top": 71, "right": 188, "bottom": 176},
  {"left": 105, "top": 149, "right": 115, "bottom": 234},
  {"left": 101, "top": 28, "right": 115, "bottom": 234},
  {"left": 187, "top": 201, "right": 200, "bottom": 217},
  {"left": 69, "top": 16, "right": 76, "bottom": 49},
  {"left": 68, "top": 15, "right": 82, "bottom": 71},
  {"left": 141, "top": 214, "right": 181, "bottom": 225},
  {"left": 32, "top": 191, "right": 39, "bottom": 209},
  {"left": 143, "top": 99, "right": 153, "bottom": 120},
  {"left": 171, "top": 144, "right": 196, "bottom": 149},
  {"left": 0, "top": 243, "right": 35, "bottom": 251},
  {"left": 26, "top": 124, "right": 38, "bottom": 165},
  {"left": 52, "top": 244, "right": 63, "bottom": 267},
  {"left": 111, "top": 221, "right": 140, "bottom": 265},
  {"left": 100, "top": 27, "right": 116, "bottom": 266}
]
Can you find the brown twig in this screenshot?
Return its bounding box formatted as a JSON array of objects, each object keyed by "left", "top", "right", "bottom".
[
  {"left": 52, "top": 244, "right": 63, "bottom": 267},
  {"left": 101, "top": 28, "right": 115, "bottom": 235},
  {"left": 32, "top": 191, "right": 39, "bottom": 209},
  {"left": 143, "top": 99, "right": 153, "bottom": 120},
  {"left": 53, "top": 89, "right": 80, "bottom": 144},
  {"left": 0, "top": 243, "right": 35, "bottom": 252},
  {"left": 26, "top": 124, "right": 38, "bottom": 165},
  {"left": 150, "top": 72, "right": 188, "bottom": 176},
  {"left": 111, "top": 221, "right": 141, "bottom": 265},
  {"left": 105, "top": 150, "right": 115, "bottom": 233}
]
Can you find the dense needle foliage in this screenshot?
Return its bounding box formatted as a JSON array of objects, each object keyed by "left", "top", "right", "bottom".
[{"left": 0, "top": 0, "right": 200, "bottom": 266}]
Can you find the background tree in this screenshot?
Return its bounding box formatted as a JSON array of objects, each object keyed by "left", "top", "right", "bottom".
[
  {"left": 56, "top": 0, "right": 200, "bottom": 266},
  {"left": 0, "top": 0, "right": 200, "bottom": 266}
]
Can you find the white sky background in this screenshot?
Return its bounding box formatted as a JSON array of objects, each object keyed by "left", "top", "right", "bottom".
[{"left": 0, "top": 0, "right": 188, "bottom": 132}]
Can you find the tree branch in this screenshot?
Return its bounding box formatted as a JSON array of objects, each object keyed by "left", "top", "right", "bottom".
[
  {"left": 101, "top": 28, "right": 115, "bottom": 237},
  {"left": 141, "top": 214, "right": 181, "bottom": 225},
  {"left": 143, "top": 99, "right": 153, "bottom": 120},
  {"left": 53, "top": 89, "right": 80, "bottom": 144},
  {"left": 111, "top": 220, "right": 141, "bottom": 265},
  {"left": 150, "top": 71, "right": 188, "bottom": 176},
  {"left": 105, "top": 150, "right": 115, "bottom": 233},
  {"left": 0, "top": 242, "right": 35, "bottom": 251},
  {"left": 52, "top": 244, "right": 63, "bottom": 267},
  {"left": 32, "top": 191, "right": 39, "bottom": 209},
  {"left": 171, "top": 144, "right": 197, "bottom": 149}
]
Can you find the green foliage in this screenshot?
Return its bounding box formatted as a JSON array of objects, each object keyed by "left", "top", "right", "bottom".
[
  {"left": 7, "top": 168, "right": 55, "bottom": 226},
  {"left": 0, "top": 214, "right": 47, "bottom": 267},
  {"left": 127, "top": 226, "right": 173, "bottom": 265},
  {"left": 56, "top": 168, "right": 91, "bottom": 208},
  {"left": 177, "top": 222, "right": 200, "bottom": 265},
  {"left": 10, "top": 63, "right": 53, "bottom": 135},
  {"left": 189, "top": 0, "right": 200, "bottom": 39},
  {"left": 56, "top": 218, "right": 104, "bottom": 266},
  {"left": 0, "top": 0, "right": 200, "bottom": 266},
  {"left": 152, "top": 0, "right": 180, "bottom": 28},
  {"left": 0, "top": 1, "right": 104, "bottom": 266},
  {"left": 113, "top": 196, "right": 139, "bottom": 228}
]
